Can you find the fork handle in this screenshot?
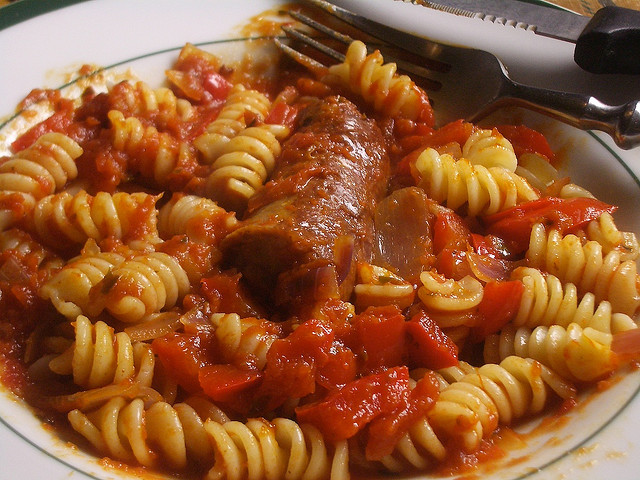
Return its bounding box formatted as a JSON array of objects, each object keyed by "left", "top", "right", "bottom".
[{"left": 502, "top": 83, "right": 640, "bottom": 150}]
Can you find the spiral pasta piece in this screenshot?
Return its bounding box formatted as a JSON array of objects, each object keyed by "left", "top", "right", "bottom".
[
  {"left": 211, "top": 313, "right": 283, "bottom": 370},
  {"left": 157, "top": 193, "right": 238, "bottom": 244},
  {"left": 0, "top": 132, "right": 81, "bottom": 198},
  {"left": 39, "top": 246, "right": 126, "bottom": 319},
  {"left": 412, "top": 147, "right": 538, "bottom": 216},
  {"left": 325, "top": 40, "right": 429, "bottom": 121},
  {"left": 205, "top": 123, "right": 289, "bottom": 213},
  {"left": 108, "top": 109, "right": 195, "bottom": 186},
  {"left": 47, "top": 315, "right": 155, "bottom": 389},
  {"left": 32, "top": 190, "right": 161, "bottom": 249},
  {"left": 0, "top": 132, "right": 81, "bottom": 230},
  {"left": 484, "top": 323, "right": 619, "bottom": 382},
  {"left": 462, "top": 128, "right": 517, "bottom": 172},
  {"left": 86, "top": 251, "right": 190, "bottom": 323},
  {"left": 417, "top": 271, "right": 483, "bottom": 325},
  {"left": 377, "top": 356, "right": 574, "bottom": 471},
  {"left": 438, "top": 358, "right": 575, "bottom": 422},
  {"left": 194, "top": 84, "right": 272, "bottom": 163},
  {"left": 111, "top": 80, "right": 195, "bottom": 123},
  {"left": 68, "top": 396, "right": 219, "bottom": 469},
  {"left": 353, "top": 263, "right": 415, "bottom": 311},
  {"left": 511, "top": 266, "right": 637, "bottom": 333},
  {"left": 204, "top": 417, "right": 348, "bottom": 480},
  {"left": 527, "top": 223, "right": 640, "bottom": 315}
]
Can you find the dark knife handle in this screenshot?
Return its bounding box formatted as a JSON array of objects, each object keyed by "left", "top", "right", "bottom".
[{"left": 575, "top": 6, "right": 640, "bottom": 75}]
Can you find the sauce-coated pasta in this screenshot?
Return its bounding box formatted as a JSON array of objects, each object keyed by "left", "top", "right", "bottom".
[{"left": 0, "top": 7, "right": 639, "bottom": 480}]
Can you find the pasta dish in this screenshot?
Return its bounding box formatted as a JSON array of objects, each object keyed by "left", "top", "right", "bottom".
[{"left": 0, "top": 4, "right": 638, "bottom": 480}]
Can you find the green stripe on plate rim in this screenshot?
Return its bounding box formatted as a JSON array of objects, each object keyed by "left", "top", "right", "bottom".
[{"left": 0, "top": 0, "right": 89, "bottom": 32}]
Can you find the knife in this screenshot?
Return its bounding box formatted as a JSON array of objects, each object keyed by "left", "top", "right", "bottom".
[{"left": 414, "top": 0, "right": 640, "bottom": 75}]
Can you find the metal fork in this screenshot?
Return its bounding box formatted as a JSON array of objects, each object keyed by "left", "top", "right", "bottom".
[{"left": 278, "top": 0, "right": 640, "bottom": 149}]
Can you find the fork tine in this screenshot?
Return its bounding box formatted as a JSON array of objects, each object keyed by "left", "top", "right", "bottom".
[
  {"left": 279, "top": 8, "right": 445, "bottom": 88},
  {"left": 274, "top": 37, "right": 329, "bottom": 77},
  {"left": 281, "top": 25, "right": 345, "bottom": 64},
  {"left": 288, "top": 9, "right": 353, "bottom": 46}
]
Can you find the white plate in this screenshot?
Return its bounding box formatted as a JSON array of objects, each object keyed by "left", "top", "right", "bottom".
[{"left": 1, "top": 1, "right": 639, "bottom": 479}]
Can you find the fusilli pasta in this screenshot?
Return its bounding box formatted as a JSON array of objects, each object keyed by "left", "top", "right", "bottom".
[
  {"left": 39, "top": 243, "right": 126, "bottom": 319},
  {"left": 157, "top": 193, "right": 238, "bottom": 244},
  {"left": 412, "top": 147, "right": 538, "bottom": 216},
  {"left": 86, "top": 251, "right": 191, "bottom": 323},
  {"left": 48, "top": 315, "right": 155, "bottom": 389},
  {"left": 325, "top": 40, "right": 430, "bottom": 122},
  {"left": 194, "top": 84, "right": 272, "bottom": 163},
  {"left": 205, "top": 123, "right": 289, "bottom": 213},
  {"left": 511, "top": 266, "right": 637, "bottom": 333},
  {"left": 32, "top": 190, "right": 161, "bottom": 250},
  {"left": 484, "top": 323, "right": 618, "bottom": 382},
  {"left": 527, "top": 223, "right": 640, "bottom": 315},
  {"left": 109, "top": 109, "right": 196, "bottom": 187}
]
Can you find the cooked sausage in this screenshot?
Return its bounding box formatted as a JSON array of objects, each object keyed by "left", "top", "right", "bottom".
[{"left": 220, "top": 96, "right": 390, "bottom": 315}]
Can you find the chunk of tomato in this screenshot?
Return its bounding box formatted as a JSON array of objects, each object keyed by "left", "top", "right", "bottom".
[
  {"left": 433, "top": 210, "right": 470, "bottom": 254},
  {"left": 265, "top": 102, "right": 301, "bottom": 130},
  {"left": 202, "top": 71, "right": 232, "bottom": 103},
  {"left": 366, "top": 371, "right": 440, "bottom": 460},
  {"left": 422, "top": 119, "right": 475, "bottom": 149},
  {"left": 295, "top": 366, "right": 411, "bottom": 442},
  {"left": 257, "top": 319, "right": 335, "bottom": 410},
  {"left": 484, "top": 197, "right": 616, "bottom": 253},
  {"left": 493, "top": 124, "right": 556, "bottom": 162},
  {"left": 406, "top": 310, "right": 458, "bottom": 369},
  {"left": 352, "top": 305, "right": 407, "bottom": 373},
  {"left": 152, "top": 331, "right": 217, "bottom": 393},
  {"left": 471, "top": 280, "right": 525, "bottom": 341},
  {"left": 11, "top": 101, "right": 74, "bottom": 152},
  {"left": 199, "top": 364, "right": 263, "bottom": 402},
  {"left": 435, "top": 247, "right": 473, "bottom": 280}
]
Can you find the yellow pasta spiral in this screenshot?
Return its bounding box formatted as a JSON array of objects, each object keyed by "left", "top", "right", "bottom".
[
  {"left": 39, "top": 245, "right": 126, "bottom": 319},
  {"left": 205, "top": 123, "right": 289, "bottom": 213},
  {"left": 86, "top": 251, "right": 191, "bottom": 323},
  {"left": 0, "top": 132, "right": 82, "bottom": 230},
  {"left": 203, "top": 417, "right": 349, "bottom": 480},
  {"left": 69, "top": 399, "right": 348, "bottom": 478},
  {"left": 511, "top": 266, "right": 637, "bottom": 333},
  {"left": 325, "top": 40, "right": 425, "bottom": 121},
  {"left": 0, "top": 132, "right": 81, "bottom": 199},
  {"left": 32, "top": 190, "right": 161, "bottom": 249},
  {"left": 68, "top": 396, "right": 221, "bottom": 469},
  {"left": 376, "top": 356, "right": 574, "bottom": 472},
  {"left": 527, "top": 223, "right": 640, "bottom": 315},
  {"left": 417, "top": 270, "right": 483, "bottom": 327},
  {"left": 114, "top": 80, "right": 195, "bottom": 123},
  {"left": 157, "top": 193, "right": 238, "bottom": 244},
  {"left": 462, "top": 128, "right": 517, "bottom": 172},
  {"left": 585, "top": 212, "right": 639, "bottom": 261},
  {"left": 354, "top": 263, "right": 415, "bottom": 311},
  {"left": 484, "top": 323, "right": 619, "bottom": 382},
  {"left": 413, "top": 147, "right": 538, "bottom": 216},
  {"left": 48, "top": 315, "right": 155, "bottom": 389},
  {"left": 211, "top": 313, "right": 282, "bottom": 370},
  {"left": 194, "top": 84, "right": 272, "bottom": 163},
  {"left": 108, "top": 109, "right": 194, "bottom": 186}
]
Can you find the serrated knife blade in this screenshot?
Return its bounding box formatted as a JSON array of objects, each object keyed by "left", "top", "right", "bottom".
[{"left": 413, "top": 0, "right": 640, "bottom": 74}]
